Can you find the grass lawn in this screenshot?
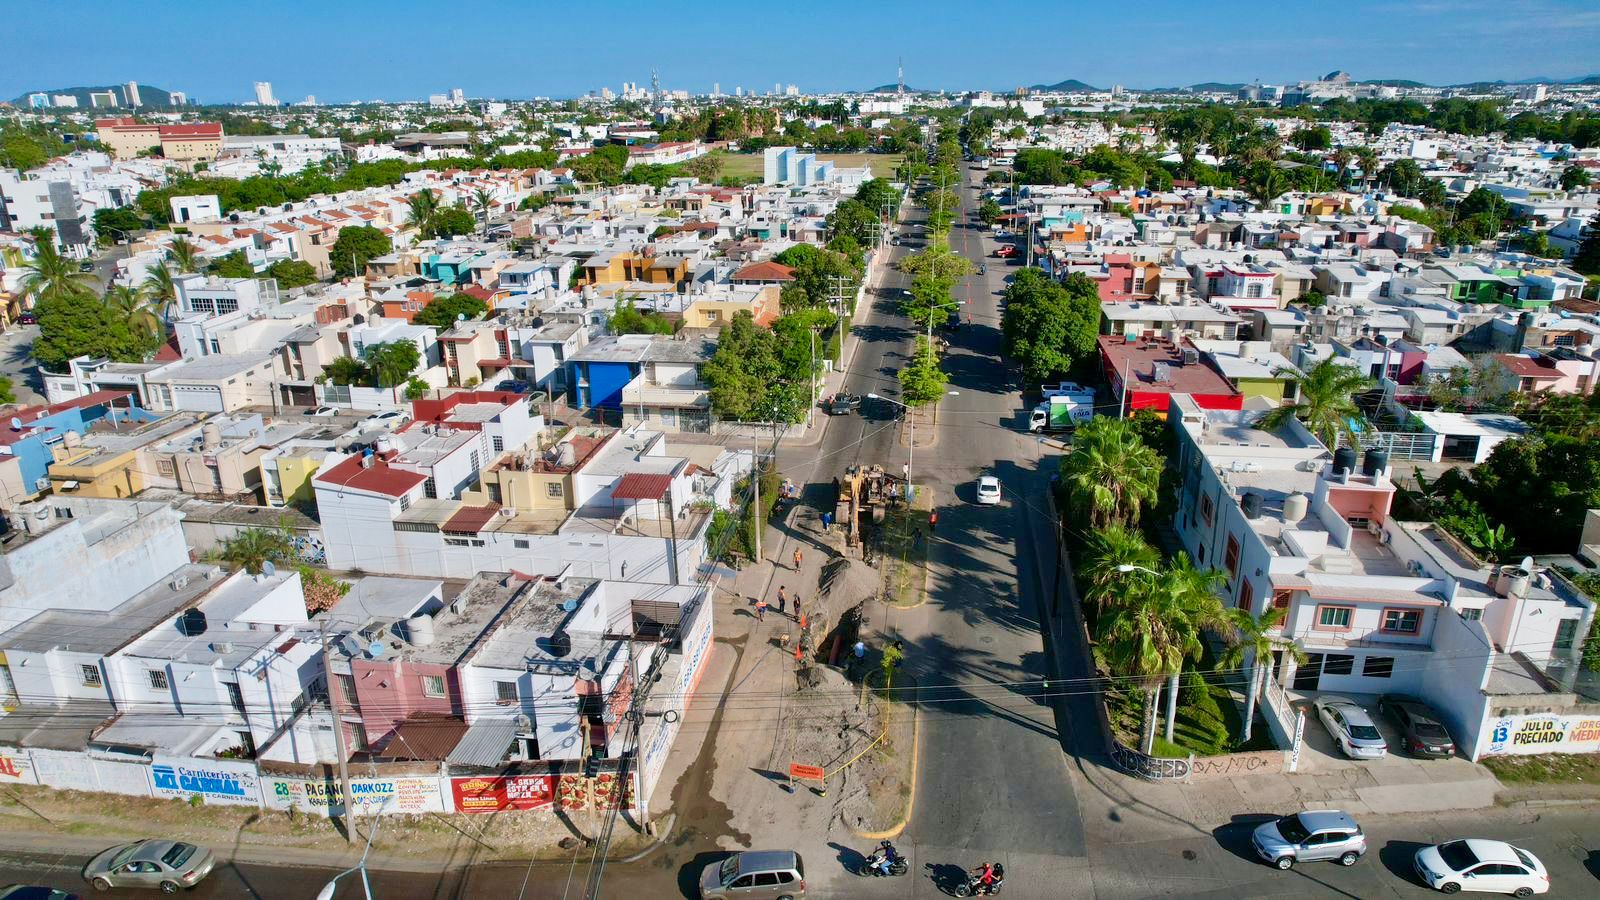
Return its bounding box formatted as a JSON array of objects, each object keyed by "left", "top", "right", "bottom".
[
  {"left": 1107, "top": 648, "right": 1277, "bottom": 758},
  {"left": 1484, "top": 752, "right": 1600, "bottom": 784}
]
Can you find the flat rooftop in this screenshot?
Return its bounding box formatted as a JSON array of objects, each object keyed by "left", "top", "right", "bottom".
[
  {"left": 0, "top": 563, "right": 225, "bottom": 656},
  {"left": 378, "top": 572, "right": 530, "bottom": 666},
  {"left": 469, "top": 576, "right": 601, "bottom": 669},
  {"left": 120, "top": 570, "right": 305, "bottom": 667},
  {"left": 1100, "top": 335, "right": 1240, "bottom": 398}
]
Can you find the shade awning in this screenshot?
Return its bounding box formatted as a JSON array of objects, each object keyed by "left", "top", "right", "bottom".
[
  {"left": 611, "top": 472, "right": 673, "bottom": 501},
  {"left": 446, "top": 717, "right": 520, "bottom": 768}
]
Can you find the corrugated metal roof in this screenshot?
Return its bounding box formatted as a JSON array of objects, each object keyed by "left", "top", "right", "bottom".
[
  {"left": 377, "top": 714, "right": 469, "bottom": 761},
  {"left": 612, "top": 472, "right": 673, "bottom": 501},
  {"left": 443, "top": 503, "right": 502, "bottom": 535},
  {"left": 446, "top": 717, "right": 519, "bottom": 768}
]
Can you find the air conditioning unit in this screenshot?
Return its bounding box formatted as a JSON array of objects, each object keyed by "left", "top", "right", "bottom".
[
  {"left": 33, "top": 477, "right": 51, "bottom": 492},
  {"left": 499, "top": 507, "right": 517, "bottom": 518}
]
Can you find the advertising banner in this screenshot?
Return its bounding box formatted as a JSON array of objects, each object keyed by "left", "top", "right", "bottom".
[
  {"left": 149, "top": 756, "right": 261, "bottom": 807},
  {"left": 266, "top": 776, "right": 446, "bottom": 816},
  {"left": 449, "top": 774, "right": 555, "bottom": 814},
  {"left": 0, "top": 750, "right": 37, "bottom": 785},
  {"left": 1482, "top": 713, "right": 1600, "bottom": 756}
]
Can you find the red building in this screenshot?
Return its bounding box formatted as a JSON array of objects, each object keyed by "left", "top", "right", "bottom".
[{"left": 1099, "top": 335, "right": 1243, "bottom": 415}]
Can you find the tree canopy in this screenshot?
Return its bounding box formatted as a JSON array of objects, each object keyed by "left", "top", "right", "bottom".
[
  {"left": 608, "top": 298, "right": 675, "bottom": 335},
  {"left": 412, "top": 293, "right": 487, "bottom": 331},
  {"left": 329, "top": 225, "right": 391, "bottom": 278},
  {"left": 1000, "top": 269, "right": 1101, "bottom": 383}
]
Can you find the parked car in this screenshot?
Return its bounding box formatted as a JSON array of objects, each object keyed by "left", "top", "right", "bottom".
[
  {"left": 700, "top": 850, "right": 805, "bottom": 899},
  {"left": 826, "top": 393, "right": 860, "bottom": 416},
  {"left": 1313, "top": 696, "right": 1388, "bottom": 759},
  {"left": 1250, "top": 810, "right": 1366, "bottom": 870},
  {"left": 1, "top": 887, "right": 80, "bottom": 900},
  {"left": 994, "top": 245, "right": 1018, "bottom": 258},
  {"left": 83, "top": 840, "right": 216, "bottom": 893},
  {"left": 16, "top": 312, "right": 37, "bottom": 325},
  {"left": 306, "top": 405, "right": 339, "bottom": 417},
  {"left": 78, "top": 261, "right": 95, "bottom": 272},
  {"left": 1413, "top": 839, "right": 1548, "bottom": 896},
  {"left": 362, "top": 409, "right": 411, "bottom": 432},
  {"left": 1378, "top": 694, "right": 1456, "bottom": 758},
  {"left": 976, "top": 475, "right": 1001, "bottom": 505},
  {"left": 495, "top": 379, "right": 530, "bottom": 394}
]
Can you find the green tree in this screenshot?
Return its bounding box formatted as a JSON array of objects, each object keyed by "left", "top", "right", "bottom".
[
  {"left": 1560, "top": 165, "right": 1591, "bottom": 192},
  {"left": 265, "top": 259, "right": 319, "bottom": 289},
  {"left": 427, "top": 205, "right": 477, "bottom": 239},
  {"left": 853, "top": 178, "right": 901, "bottom": 219},
  {"left": 1289, "top": 125, "right": 1332, "bottom": 151},
  {"left": 897, "top": 336, "right": 947, "bottom": 407},
  {"left": 33, "top": 292, "right": 158, "bottom": 371},
  {"left": 1060, "top": 417, "right": 1162, "bottom": 528},
  {"left": 139, "top": 264, "right": 179, "bottom": 328},
  {"left": 0, "top": 376, "right": 15, "bottom": 405},
  {"left": 1574, "top": 213, "right": 1600, "bottom": 276},
  {"left": 412, "top": 293, "right": 488, "bottom": 330},
  {"left": 16, "top": 244, "right": 97, "bottom": 307},
  {"left": 208, "top": 250, "right": 255, "bottom": 279},
  {"left": 366, "top": 340, "right": 422, "bottom": 388},
  {"left": 826, "top": 198, "right": 880, "bottom": 247},
  {"left": 1095, "top": 560, "right": 1198, "bottom": 754},
  {"left": 322, "top": 356, "right": 370, "bottom": 386},
  {"left": 103, "top": 285, "right": 162, "bottom": 340},
  {"left": 1258, "top": 358, "right": 1376, "bottom": 449},
  {"left": 1000, "top": 269, "right": 1100, "bottom": 383},
  {"left": 330, "top": 225, "right": 391, "bottom": 278},
  {"left": 608, "top": 298, "right": 675, "bottom": 335},
  {"left": 1079, "top": 524, "right": 1159, "bottom": 617},
  {"left": 703, "top": 311, "right": 787, "bottom": 421},
  {"left": 1218, "top": 606, "right": 1302, "bottom": 743},
  {"left": 684, "top": 152, "right": 725, "bottom": 184},
  {"left": 569, "top": 144, "right": 629, "bottom": 184},
  {"left": 404, "top": 376, "right": 430, "bottom": 401},
  {"left": 977, "top": 199, "right": 1003, "bottom": 226},
  {"left": 219, "top": 526, "right": 292, "bottom": 575},
  {"left": 92, "top": 206, "right": 145, "bottom": 245},
  {"left": 406, "top": 190, "right": 439, "bottom": 234},
  {"left": 167, "top": 238, "right": 201, "bottom": 274},
  {"left": 471, "top": 187, "right": 496, "bottom": 235}
]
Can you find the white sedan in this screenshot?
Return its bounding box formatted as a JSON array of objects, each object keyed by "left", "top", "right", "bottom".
[
  {"left": 976, "top": 475, "right": 1001, "bottom": 505},
  {"left": 1413, "top": 839, "right": 1548, "bottom": 896}
]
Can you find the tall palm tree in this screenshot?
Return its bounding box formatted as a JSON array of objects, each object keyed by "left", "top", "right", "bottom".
[
  {"left": 103, "top": 285, "right": 162, "bottom": 339},
  {"left": 1149, "top": 554, "right": 1228, "bottom": 743},
  {"left": 1059, "top": 418, "right": 1161, "bottom": 528},
  {"left": 140, "top": 262, "right": 179, "bottom": 328},
  {"left": 1218, "top": 606, "right": 1304, "bottom": 743},
  {"left": 168, "top": 238, "right": 200, "bottom": 274},
  {"left": 1247, "top": 168, "right": 1287, "bottom": 210},
  {"left": 1330, "top": 149, "right": 1353, "bottom": 187},
  {"left": 1079, "top": 524, "right": 1159, "bottom": 617},
  {"left": 407, "top": 190, "right": 439, "bottom": 236},
  {"left": 1355, "top": 147, "right": 1379, "bottom": 190},
  {"left": 16, "top": 243, "right": 97, "bottom": 307},
  {"left": 471, "top": 187, "right": 495, "bottom": 237},
  {"left": 1096, "top": 562, "right": 1212, "bottom": 755},
  {"left": 1259, "top": 358, "right": 1377, "bottom": 450}
]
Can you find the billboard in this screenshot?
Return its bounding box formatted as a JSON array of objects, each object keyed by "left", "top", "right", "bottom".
[
  {"left": 265, "top": 776, "right": 446, "bottom": 816},
  {"left": 149, "top": 756, "right": 261, "bottom": 806},
  {"left": 1482, "top": 713, "right": 1600, "bottom": 756},
  {"left": 0, "top": 750, "right": 37, "bottom": 785},
  {"left": 449, "top": 775, "right": 555, "bottom": 814}
]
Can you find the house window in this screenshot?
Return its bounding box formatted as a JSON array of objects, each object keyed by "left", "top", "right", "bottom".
[
  {"left": 398, "top": 493, "right": 410, "bottom": 511},
  {"left": 1238, "top": 580, "right": 1254, "bottom": 611},
  {"left": 495, "top": 681, "right": 518, "bottom": 704},
  {"left": 1362, "top": 656, "right": 1394, "bottom": 678},
  {"left": 156, "top": 459, "right": 176, "bottom": 477},
  {"left": 422, "top": 675, "right": 446, "bottom": 698},
  {"left": 1199, "top": 493, "right": 1214, "bottom": 526},
  {"left": 424, "top": 477, "right": 437, "bottom": 499},
  {"left": 337, "top": 674, "right": 359, "bottom": 707},
  {"left": 1323, "top": 654, "right": 1355, "bottom": 676},
  {"left": 1271, "top": 589, "right": 1293, "bottom": 610},
  {"left": 81, "top": 665, "right": 102, "bottom": 687},
  {"left": 1246, "top": 283, "right": 1263, "bottom": 299},
  {"left": 469, "top": 451, "right": 481, "bottom": 472},
  {"left": 1315, "top": 605, "right": 1354, "bottom": 630},
  {"left": 514, "top": 538, "right": 529, "bottom": 549},
  {"left": 546, "top": 482, "right": 564, "bottom": 498},
  {"left": 1224, "top": 535, "right": 1241, "bottom": 581},
  {"left": 1380, "top": 608, "right": 1422, "bottom": 634},
  {"left": 492, "top": 436, "right": 504, "bottom": 453},
  {"left": 148, "top": 670, "right": 169, "bottom": 691},
  {"left": 1460, "top": 607, "right": 1483, "bottom": 621}
]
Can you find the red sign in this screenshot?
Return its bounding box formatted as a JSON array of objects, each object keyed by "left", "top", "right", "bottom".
[
  {"left": 789, "top": 763, "right": 825, "bottom": 782},
  {"left": 450, "top": 775, "right": 555, "bottom": 814}
]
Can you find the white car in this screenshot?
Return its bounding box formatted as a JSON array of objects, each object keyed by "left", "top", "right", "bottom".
[
  {"left": 976, "top": 475, "right": 1001, "bottom": 505},
  {"left": 363, "top": 409, "right": 411, "bottom": 432},
  {"left": 307, "top": 405, "right": 339, "bottom": 417},
  {"left": 1413, "top": 839, "right": 1548, "bottom": 896},
  {"left": 1313, "top": 696, "right": 1388, "bottom": 759}
]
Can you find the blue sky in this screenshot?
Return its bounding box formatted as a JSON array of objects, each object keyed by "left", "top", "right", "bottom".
[{"left": 8, "top": 0, "right": 1598, "bottom": 103}]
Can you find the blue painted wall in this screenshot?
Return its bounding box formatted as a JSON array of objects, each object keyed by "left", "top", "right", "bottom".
[{"left": 567, "top": 360, "right": 638, "bottom": 410}]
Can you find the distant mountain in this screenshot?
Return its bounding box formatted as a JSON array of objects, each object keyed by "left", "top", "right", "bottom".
[
  {"left": 1186, "top": 82, "right": 1248, "bottom": 93},
  {"left": 1358, "top": 79, "right": 1427, "bottom": 88},
  {"left": 1028, "top": 79, "right": 1100, "bottom": 92},
  {"left": 10, "top": 83, "right": 184, "bottom": 109},
  {"left": 858, "top": 84, "right": 924, "bottom": 94}
]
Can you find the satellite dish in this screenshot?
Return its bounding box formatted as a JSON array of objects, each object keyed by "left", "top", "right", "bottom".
[
  {"left": 367, "top": 641, "right": 386, "bottom": 659},
  {"left": 262, "top": 561, "right": 276, "bottom": 577},
  {"left": 456, "top": 313, "right": 467, "bottom": 321},
  {"left": 8, "top": 418, "right": 20, "bottom": 431},
  {"left": 561, "top": 599, "right": 578, "bottom": 612}
]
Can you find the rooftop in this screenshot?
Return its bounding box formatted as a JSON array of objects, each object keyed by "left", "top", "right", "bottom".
[
  {"left": 1100, "top": 335, "right": 1241, "bottom": 399},
  {"left": 315, "top": 452, "right": 428, "bottom": 499},
  {"left": 0, "top": 563, "right": 225, "bottom": 657},
  {"left": 119, "top": 570, "right": 306, "bottom": 667}
]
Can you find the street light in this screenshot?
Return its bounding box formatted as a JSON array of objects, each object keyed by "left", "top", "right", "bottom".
[
  {"left": 923, "top": 299, "right": 966, "bottom": 344},
  {"left": 867, "top": 389, "right": 957, "bottom": 501},
  {"left": 315, "top": 809, "right": 384, "bottom": 900},
  {"left": 1116, "top": 564, "right": 1160, "bottom": 576}
]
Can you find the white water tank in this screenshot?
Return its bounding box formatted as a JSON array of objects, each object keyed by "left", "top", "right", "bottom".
[
  {"left": 202, "top": 423, "right": 223, "bottom": 450},
  {"left": 1282, "top": 491, "right": 1309, "bottom": 524},
  {"left": 406, "top": 615, "right": 436, "bottom": 647}
]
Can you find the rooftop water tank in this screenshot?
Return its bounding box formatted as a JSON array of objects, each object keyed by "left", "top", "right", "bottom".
[
  {"left": 1332, "top": 446, "right": 1358, "bottom": 477},
  {"left": 1283, "top": 491, "right": 1309, "bottom": 524}
]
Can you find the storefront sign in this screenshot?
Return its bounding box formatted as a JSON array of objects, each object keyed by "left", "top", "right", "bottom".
[
  {"left": 1484, "top": 713, "right": 1600, "bottom": 756},
  {"left": 0, "top": 751, "right": 37, "bottom": 784},
  {"left": 266, "top": 776, "right": 444, "bottom": 815},
  {"left": 149, "top": 757, "right": 260, "bottom": 806},
  {"left": 449, "top": 775, "right": 555, "bottom": 814}
]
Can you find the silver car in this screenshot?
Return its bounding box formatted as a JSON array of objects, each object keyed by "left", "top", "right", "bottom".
[
  {"left": 1252, "top": 810, "right": 1367, "bottom": 870},
  {"left": 700, "top": 850, "right": 805, "bottom": 899},
  {"left": 84, "top": 840, "right": 215, "bottom": 894},
  {"left": 1314, "top": 696, "right": 1388, "bottom": 759}
]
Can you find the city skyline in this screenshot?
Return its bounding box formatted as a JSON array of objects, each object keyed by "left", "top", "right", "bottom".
[{"left": 7, "top": 0, "right": 1599, "bottom": 104}]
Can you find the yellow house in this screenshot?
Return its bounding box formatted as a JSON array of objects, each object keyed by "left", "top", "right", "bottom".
[
  {"left": 263, "top": 446, "right": 332, "bottom": 508},
  {"left": 1305, "top": 197, "right": 1342, "bottom": 217},
  {"left": 682, "top": 286, "right": 781, "bottom": 329},
  {"left": 47, "top": 439, "right": 146, "bottom": 499},
  {"left": 462, "top": 431, "right": 612, "bottom": 517}
]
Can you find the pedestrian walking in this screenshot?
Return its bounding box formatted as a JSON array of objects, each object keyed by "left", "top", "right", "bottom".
[
  {"left": 776, "top": 586, "right": 787, "bottom": 615},
  {"left": 793, "top": 595, "right": 803, "bottom": 625},
  {"left": 793, "top": 548, "right": 803, "bottom": 570},
  {"left": 755, "top": 596, "right": 767, "bottom": 622},
  {"left": 928, "top": 510, "right": 939, "bottom": 532}
]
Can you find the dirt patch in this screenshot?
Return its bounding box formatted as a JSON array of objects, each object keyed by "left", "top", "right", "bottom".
[
  {"left": 835, "top": 671, "right": 916, "bottom": 835},
  {"left": 878, "top": 502, "right": 931, "bottom": 608},
  {"left": 0, "top": 782, "right": 649, "bottom": 864},
  {"left": 1485, "top": 752, "right": 1600, "bottom": 786}
]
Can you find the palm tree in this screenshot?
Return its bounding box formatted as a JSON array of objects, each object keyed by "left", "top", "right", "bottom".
[
  {"left": 1259, "top": 358, "right": 1377, "bottom": 450},
  {"left": 218, "top": 526, "right": 292, "bottom": 575},
  {"left": 16, "top": 242, "right": 97, "bottom": 307},
  {"left": 1059, "top": 418, "right": 1161, "bottom": 528},
  {"left": 103, "top": 285, "right": 161, "bottom": 339},
  {"left": 407, "top": 190, "right": 439, "bottom": 236},
  {"left": 471, "top": 187, "right": 495, "bottom": 237},
  {"left": 1330, "top": 149, "right": 1353, "bottom": 187},
  {"left": 1218, "top": 606, "right": 1304, "bottom": 743},
  {"left": 1149, "top": 554, "right": 1228, "bottom": 743},
  {"left": 140, "top": 263, "right": 179, "bottom": 328},
  {"left": 1247, "top": 168, "right": 1287, "bottom": 210},
  {"left": 168, "top": 238, "right": 200, "bottom": 274},
  {"left": 1079, "top": 524, "right": 1159, "bottom": 616},
  {"left": 1355, "top": 147, "right": 1379, "bottom": 190}
]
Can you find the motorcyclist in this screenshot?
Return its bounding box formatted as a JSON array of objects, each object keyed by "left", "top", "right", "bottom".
[
  {"left": 971, "top": 861, "right": 1002, "bottom": 894},
  {"left": 869, "top": 840, "right": 899, "bottom": 875}
]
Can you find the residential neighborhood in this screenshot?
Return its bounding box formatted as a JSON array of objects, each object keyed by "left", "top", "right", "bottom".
[{"left": 2, "top": 5, "right": 1600, "bottom": 899}]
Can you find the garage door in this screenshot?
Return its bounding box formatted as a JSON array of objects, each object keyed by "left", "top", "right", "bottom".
[{"left": 171, "top": 383, "right": 224, "bottom": 412}]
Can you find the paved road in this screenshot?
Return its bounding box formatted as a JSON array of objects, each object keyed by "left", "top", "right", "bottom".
[{"left": 0, "top": 322, "right": 44, "bottom": 405}]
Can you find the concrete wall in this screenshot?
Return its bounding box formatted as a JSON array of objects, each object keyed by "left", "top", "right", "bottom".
[{"left": 1419, "top": 611, "right": 1496, "bottom": 759}]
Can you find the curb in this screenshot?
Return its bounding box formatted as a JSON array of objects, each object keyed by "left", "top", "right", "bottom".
[
  {"left": 847, "top": 687, "right": 922, "bottom": 841},
  {"left": 617, "top": 812, "right": 678, "bottom": 863}
]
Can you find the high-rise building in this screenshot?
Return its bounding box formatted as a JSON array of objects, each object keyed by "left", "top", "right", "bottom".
[
  {"left": 785, "top": 84, "right": 799, "bottom": 97},
  {"left": 89, "top": 91, "right": 117, "bottom": 108},
  {"left": 300, "top": 95, "right": 318, "bottom": 106},
  {"left": 169, "top": 91, "right": 187, "bottom": 106},
  {"left": 735, "top": 86, "right": 743, "bottom": 97},
  {"left": 601, "top": 87, "right": 615, "bottom": 101},
  {"left": 253, "top": 81, "right": 276, "bottom": 106},
  {"left": 712, "top": 82, "right": 721, "bottom": 97},
  {"left": 52, "top": 94, "right": 79, "bottom": 108},
  {"left": 123, "top": 81, "right": 142, "bottom": 107},
  {"left": 450, "top": 87, "right": 465, "bottom": 105},
  {"left": 27, "top": 92, "right": 48, "bottom": 109}
]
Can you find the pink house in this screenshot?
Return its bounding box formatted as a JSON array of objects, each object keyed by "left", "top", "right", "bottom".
[{"left": 1495, "top": 351, "right": 1600, "bottom": 397}]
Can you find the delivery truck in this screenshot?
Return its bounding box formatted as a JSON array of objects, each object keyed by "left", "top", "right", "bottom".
[{"left": 1028, "top": 391, "right": 1095, "bottom": 433}]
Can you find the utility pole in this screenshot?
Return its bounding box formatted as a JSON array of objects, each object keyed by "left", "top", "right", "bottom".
[
  {"left": 320, "top": 623, "right": 356, "bottom": 844},
  {"left": 751, "top": 437, "right": 762, "bottom": 561}
]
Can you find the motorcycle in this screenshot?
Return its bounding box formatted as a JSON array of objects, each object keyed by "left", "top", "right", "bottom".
[
  {"left": 952, "top": 865, "right": 1005, "bottom": 896},
  {"left": 859, "top": 844, "right": 907, "bottom": 877}
]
